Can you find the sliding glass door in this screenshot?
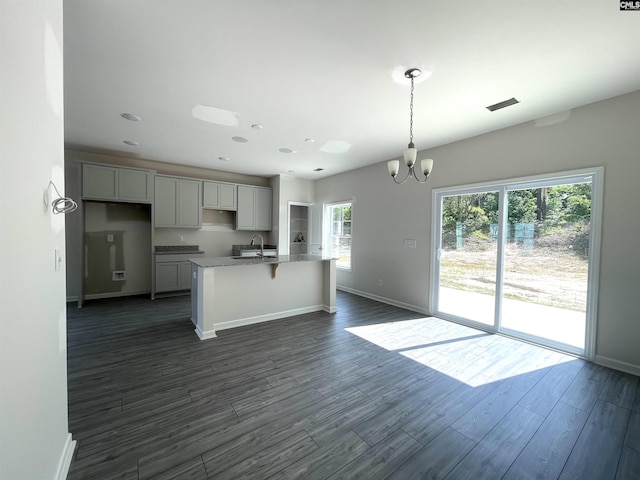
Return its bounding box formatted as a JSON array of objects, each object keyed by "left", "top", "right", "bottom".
[
  {"left": 501, "top": 181, "right": 591, "bottom": 351},
  {"left": 432, "top": 169, "right": 602, "bottom": 357},
  {"left": 437, "top": 189, "right": 500, "bottom": 327}
]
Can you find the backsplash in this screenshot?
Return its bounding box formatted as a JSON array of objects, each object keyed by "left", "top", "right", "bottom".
[{"left": 153, "top": 228, "right": 272, "bottom": 257}]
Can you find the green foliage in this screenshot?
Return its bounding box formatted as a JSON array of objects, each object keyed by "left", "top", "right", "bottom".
[
  {"left": 330, "top": 204, "right": 351, "bottom": 236},
  {"left": 544, "top": 184, "right": 591, "bottom": 224},
  {"left": 507, "top": 190, "right": 537, "bottom": 224},
  {"left": 442, "top": 193, "right": 495, "bottom": 233},
  {"left": 441, "top": 183, "right": 592, "bottom": 256}
]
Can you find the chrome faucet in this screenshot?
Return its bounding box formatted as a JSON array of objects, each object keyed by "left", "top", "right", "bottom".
[{"left": 250, "top": 234, "right": 264, "bottom": 257}]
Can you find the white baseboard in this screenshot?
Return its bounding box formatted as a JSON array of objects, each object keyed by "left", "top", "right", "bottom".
[
  {"left": 215, "top": 305, "right": 324, "bottom": 332},
  {"left": 323, "top": 304, "right": 337, "bottom": 314},
  {"left": 195, "top": 326, "right": 217, "bottom": 340},
  {"left": 56, "top": 434, "right": 76, "bottom": 480},
  {"left": 595, "top": 355, "right": 640, "bottom": 376},
  {"left": 337, "top": 286, "right": 429, "bottom": 315},
  {"left": 85, "top": 290, "right": 151, "bottom": 301}
]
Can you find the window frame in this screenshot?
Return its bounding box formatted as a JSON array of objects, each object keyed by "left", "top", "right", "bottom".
[
  {"left": 324, "top": 200, "right": 353, "bottom": 271},
  {"left": 430, "top": 167, "right": 603, "bottom": 361}
]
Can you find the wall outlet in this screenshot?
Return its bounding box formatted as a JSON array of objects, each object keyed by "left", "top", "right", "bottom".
[
  {"left": 403, "top": 239, "right": 417, "bottom": 248},
  {"left": 107, "top": 234, "right": 114, "bottom": 242},
  {"left": 378, "top": 278, "right": 383, "bottom": 287},
  {"left": 112, "top": 271, "right": 126, "bottom": 281},
  {"left": 178, "top": 235, "right": 184, "bottom": 242}
]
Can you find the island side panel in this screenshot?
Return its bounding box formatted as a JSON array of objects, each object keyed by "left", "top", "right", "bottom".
[
  {"left": 194, "top": 266, "right": 217, "bottom": 339},
  {"left": 322, "top": 259, "right": 337, "bottom": 313},
  {"left": 212, "top": 260, "right": 324, "bottom": 331},
  {"left": 191, "top": 263, "right": 197, "bottom": 326}
]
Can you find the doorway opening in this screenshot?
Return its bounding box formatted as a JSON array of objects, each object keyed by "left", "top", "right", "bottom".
[{"left": 287, "top": 202, "right": 323, "bottom": 256}]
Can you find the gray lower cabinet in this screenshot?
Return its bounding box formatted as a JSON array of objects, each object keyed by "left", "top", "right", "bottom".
[
  {"left": 154, "top": 176, "right": 202, "bottom": 228},
  {"left": 155, "top": 261, "right": 193, "bottom": 292},
  {"left": 156, "top": 262, "right": 181, "bottom": 292},
  {"left": 236, "top": 185, "right": 272, "bottom": 231},
  {"left": 82, "top": 163, "right": 154, "bottom": 203},
  {"left": 203, "top": 181, "right": 237, "bottom": 210}
]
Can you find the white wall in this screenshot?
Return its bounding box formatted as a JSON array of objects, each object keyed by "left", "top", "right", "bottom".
[
  {"left": 315, "top": 90, "right": 640, "bottom": 374},
  {"left": 0, "top": 1, "right": 74, "bottom": 479}
]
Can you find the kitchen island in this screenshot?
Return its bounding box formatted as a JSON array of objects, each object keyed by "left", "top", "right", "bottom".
[{"left": 190, "top": 254, "right": 336, "bottom": 340}]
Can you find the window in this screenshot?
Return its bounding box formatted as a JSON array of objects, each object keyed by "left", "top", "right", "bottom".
[{"left": 325, "top": 202, "right": 352, "bottom": 270}]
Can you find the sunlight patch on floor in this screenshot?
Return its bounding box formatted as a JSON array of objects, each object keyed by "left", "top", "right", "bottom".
[
  {"left": 345, "top": 317, "right": 579, "bottom": 386},
  {"left": 344, "top": 317, "right": 481, "bottom": 351}
]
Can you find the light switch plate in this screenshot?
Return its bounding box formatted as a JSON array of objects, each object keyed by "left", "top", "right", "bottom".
[
  {"left": 403, "top": 239, "right": 417, "bottom": 248},
  {"left": 54, "top": 248, "right": 63, "bottom": 271}
]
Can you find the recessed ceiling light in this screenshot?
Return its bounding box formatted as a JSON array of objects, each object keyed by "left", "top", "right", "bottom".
[
  {"left": 251, "top": 124, "right": 263, "bottom": 130},
  {"left": 123, "top": 140, "right": 139, "bottom": 146},
  {"left": 278, "top": 147, "right": 297, "bottom": 154},
  {"left": 120, "top": 113, "right": 142, "bottom": 121},
  {"left": 218, "top": 156, "right": 230, "bottom": 161},
  {"left": 304, "top": 138, "right": 315, "bottom": 143},
  {"left": 232, "top": 136, "right": 249, "bottom": 143}
]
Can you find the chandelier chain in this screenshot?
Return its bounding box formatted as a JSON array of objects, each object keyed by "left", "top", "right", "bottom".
[{"left": 409, "top": 75, "right": 414, "bottom": 145}]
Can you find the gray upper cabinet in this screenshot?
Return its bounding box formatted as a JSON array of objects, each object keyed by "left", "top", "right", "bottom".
[
  {"left": 118, "top": 168, "right": 154, "bottom": 203},
  {"left": 255, "top": 187, "right": 272, "bottom": 230},
  {"left": 236, "top": 185, "right": 272, "bottom": 231},
  {"left": 203, "top": 181, "right": 237, "bottom": 211},
  {"left": 82, "top": 163, "right": 153, "bottom": 203},
  {"left": 236, "top": 186, "right": 255, "bottom": 230},
  {"left": 177, "top": 179, "right": 201, "bottom": 228},
  {"left": 219, "top": 184, "right": 237, "bottom": 211},
  {"left": 154, "top": 176, "right": 178, "bottom": 227},
  {"left": 83, "top": 164, "right": 117, "bottom": 200},
  {"left": 154, "top": 176, "right": 202, "bottom": 228}
]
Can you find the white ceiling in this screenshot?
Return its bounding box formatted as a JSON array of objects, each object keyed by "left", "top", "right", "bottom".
[{"left": 63, "top": 1, "right": 640, "bottom": 180}]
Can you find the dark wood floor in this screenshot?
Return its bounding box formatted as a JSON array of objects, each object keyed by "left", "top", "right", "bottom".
[{"left": 67, "top": 291, "right": 640, "bottom": 480}]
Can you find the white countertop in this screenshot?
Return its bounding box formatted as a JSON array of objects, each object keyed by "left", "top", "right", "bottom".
[{"left": 190, "top": 254, "right": 336, "bottom": 268}]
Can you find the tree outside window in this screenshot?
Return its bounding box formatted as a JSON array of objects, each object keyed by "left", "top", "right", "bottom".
[{"left": 326, "top": 202, "right": 352, "bottom": 270}]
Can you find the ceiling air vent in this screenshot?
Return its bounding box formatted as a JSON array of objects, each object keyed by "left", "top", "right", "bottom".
[
  {"left": 313, "top": 168, "right": 324, "bottom": 172},
  {"left": 486, "top": 97, "right": 520, "bottom": 112}
]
